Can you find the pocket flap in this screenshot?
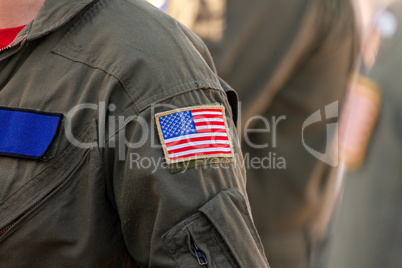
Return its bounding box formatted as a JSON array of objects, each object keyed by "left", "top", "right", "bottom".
[
  {"left": 199, "top": 188, "right": 269, "bottom": 267},
  {"left": 163, "top": 188, "right": 269, "bottom": 267}
]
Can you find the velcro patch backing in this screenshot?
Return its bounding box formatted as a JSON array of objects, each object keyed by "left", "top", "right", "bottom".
[{"left": 0, "top": 106, "right": 63, "bottom": 160}]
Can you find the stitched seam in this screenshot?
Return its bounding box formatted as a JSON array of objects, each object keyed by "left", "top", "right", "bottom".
[
  {"left": 209, "top": 216, "right": 246, "bottom": 267},
  {"left": 0, "top": 149, "right": 92, "bottom": 241},
  {"left": 239, "top": 194, "right": 266, "bottom": 255},
  {"left": 52, "top": 51, "right": 139, "bottom": 112},
  {"left": 0, "top": 123, "right": 94, "bottom": 222},
  {"left": 137, "top": 81, "right": 223, "bottom": 112},
  {"left": 52, "top": 0, "right": 224, "bottom": 115},
  {"left": 51, "top": 0, "right": 139, "bottom": 113},
  {"left": 27, "top": 2, "right": 91, "bottom": 40},
  {"left": 54, "top": 0, "right": 107, "bottom": 41},
  {"left": 105, "top": 87, "right": 226, "bottom": 144},
  {"left": 212, "top": 228, "right": 239, "bottom": 267}
]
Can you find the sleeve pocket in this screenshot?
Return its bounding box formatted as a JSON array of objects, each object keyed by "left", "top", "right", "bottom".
[{"left": 163, "top": 188, "right": 270, "bottom": 268}]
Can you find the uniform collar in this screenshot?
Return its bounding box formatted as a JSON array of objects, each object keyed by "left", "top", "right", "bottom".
[{"left": 14, "top": 0, "right": 96, "bottom": 44}]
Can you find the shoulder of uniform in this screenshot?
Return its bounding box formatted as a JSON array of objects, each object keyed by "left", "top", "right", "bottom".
[{"left": 53, "top": 0, "right": 221, "bottom": 113}]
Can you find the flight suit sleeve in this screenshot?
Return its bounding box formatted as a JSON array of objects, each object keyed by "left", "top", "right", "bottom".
[{"left": 103, "top": 87, "right": 270, "bottom": 267}]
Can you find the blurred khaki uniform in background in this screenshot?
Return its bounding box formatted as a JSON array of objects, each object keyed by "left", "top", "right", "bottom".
[
  {"left": 323, "top": 2, "right": 402, "bottom": 267},
  {"left": 150, "top": 0, "right": 359, "bottom": 267}
]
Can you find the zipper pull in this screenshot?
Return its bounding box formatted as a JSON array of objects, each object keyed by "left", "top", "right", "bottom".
[{"left": 191, "top": 238, "right": 208, "bottom": 266}]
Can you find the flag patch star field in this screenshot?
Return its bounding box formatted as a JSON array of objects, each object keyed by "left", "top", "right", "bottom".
[{"left": 155, "top": 105, "right": 234, "bottom": 164}]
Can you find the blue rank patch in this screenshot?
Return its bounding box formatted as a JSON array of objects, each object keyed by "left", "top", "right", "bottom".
[{"left": 0, "top": 107, "right": 63, "bottom": 160}]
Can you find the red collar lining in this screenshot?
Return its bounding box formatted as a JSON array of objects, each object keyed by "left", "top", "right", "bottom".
[{"left": 0, "top": 25, "right": 26, "bottom": 49}]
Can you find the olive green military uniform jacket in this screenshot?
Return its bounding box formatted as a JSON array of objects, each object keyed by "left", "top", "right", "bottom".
[{"left": 0, "top": 0, "right": 269, "bottom": 267}]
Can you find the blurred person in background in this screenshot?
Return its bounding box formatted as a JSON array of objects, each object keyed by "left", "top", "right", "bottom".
[
  {"left": 320, "top": 1, "right": 402, "bottom": 267},
  {"left": 149, "top": 0, "right": 359, "bottom": 267},
  {"left": 0, "top": 0, "right": 270, "bottom": 266}
]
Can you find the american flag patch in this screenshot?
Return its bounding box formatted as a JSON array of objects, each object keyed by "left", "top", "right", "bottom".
[{"left": 155, "top": 105, "right": 234, "bottom": 164}]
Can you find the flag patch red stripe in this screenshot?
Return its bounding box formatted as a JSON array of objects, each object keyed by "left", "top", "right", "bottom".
[
  {"left": 165, "top": 136, "right": 229, "bottom": 147},
  {"left": 170, "top": 150, "right": 233, "bottom": 161},
  {"left": 167, "top": 143, "right": 231, "bottom": 154}
]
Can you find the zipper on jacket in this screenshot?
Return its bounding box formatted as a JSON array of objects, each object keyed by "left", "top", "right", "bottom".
[
  {"left": 191, "top": 237, "right": 208, "bottom": 266},
  {"left": 0, "top": 37, "right": 26, "bottom": 54},
  {"left": 0, "top": 170, "right": 69, "bottom": 239},
  {"left": 0, "top": 45, "right": 12, "bottom": 53},
  {"left": 0, "top": 197, "right": 44, "bottom": 238}
]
